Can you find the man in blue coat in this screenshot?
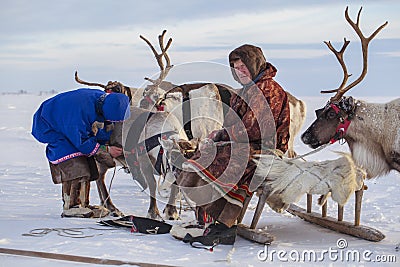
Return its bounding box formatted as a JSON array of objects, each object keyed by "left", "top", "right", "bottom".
[{"left": 32, "top": 88, "right": 130, "bottom": 218}]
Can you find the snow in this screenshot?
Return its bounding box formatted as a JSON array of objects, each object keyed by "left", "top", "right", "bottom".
[{"left": 0, "top": 93, "right": 399, "bottom": 266}]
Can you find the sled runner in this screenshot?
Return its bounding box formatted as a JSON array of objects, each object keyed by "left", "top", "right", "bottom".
[
  {"left": 170, "top": 222, "right": 274, "bottom": 245},
  {"left": 238, "top": 184, "right": 385, "bottom": 242},
  {"left": 286, "top": 190, "right": 385, "bottom": 242}
]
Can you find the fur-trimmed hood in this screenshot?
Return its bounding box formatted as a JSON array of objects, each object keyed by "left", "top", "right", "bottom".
[
  {"left": 102, "top": 93, "right": 130, "bottom": 122},
  {"left": 229, "top": 44, "right": 276, "bottom": 84}
]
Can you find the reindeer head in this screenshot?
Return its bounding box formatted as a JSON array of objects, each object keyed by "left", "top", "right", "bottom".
[
  {"left": 74, "top": 71, "right": 133, "bottom": 103},
  {"left": 302, "top": 7, "right": 387, "bottom": 148},
  {"left": 139, "top": 30, "right": 175, "bottom": 110},
  {"left": 302, "top": 96, "right": 358, "bottom": 148}
]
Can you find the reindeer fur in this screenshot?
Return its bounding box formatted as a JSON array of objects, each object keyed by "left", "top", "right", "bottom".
[
  {"left": 286, "top": 92, "right": 307, "bottom": 158},
  {"left": 346, "top": 99, "right": 400, "bottom": 178},
  {"left": 253, "top": 152, "right": 365, "bottom": 213},
  {"left": 303, "top": 98, "right": 400, "bottom": 179}
]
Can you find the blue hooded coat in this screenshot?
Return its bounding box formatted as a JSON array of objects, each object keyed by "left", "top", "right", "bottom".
[{"left": 32, "top": 88, "right": 130, "bottom": 164}]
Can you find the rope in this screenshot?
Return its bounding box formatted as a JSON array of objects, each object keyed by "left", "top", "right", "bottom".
[
  {"left": 157, "top": 175, "right": 170, "bottom": 198},
  {"left": 22, "top": 158, "right": 129, "bottom": 241},
  {"left": 115, "top": 157, "right": 130, "bottom": 173},
  {"left": 22, "top": 227, "right": 114, "bottom": 238},
  {"left": 97, "top": 165, "right": 117, "bottom": 218},
  {"left": 289, "top": 143, "right": 331, "bottom": 161}
]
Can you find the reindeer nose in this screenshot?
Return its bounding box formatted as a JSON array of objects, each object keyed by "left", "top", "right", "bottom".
[{"left": 301, "top": 132, "right": 311, "bottom": 144}]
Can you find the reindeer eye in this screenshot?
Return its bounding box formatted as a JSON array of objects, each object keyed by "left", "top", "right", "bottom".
[{"left": 327, "top": 110, "right": 338, "bottom": 119}]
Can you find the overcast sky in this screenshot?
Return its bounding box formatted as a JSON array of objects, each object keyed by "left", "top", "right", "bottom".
[{"left": 1, "top": 0, "right": 399, "bottom": 97}]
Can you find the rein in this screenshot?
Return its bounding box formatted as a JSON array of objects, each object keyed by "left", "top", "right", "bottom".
[{"left": 290, "top": 143, "right": 332, "bottom": 161}]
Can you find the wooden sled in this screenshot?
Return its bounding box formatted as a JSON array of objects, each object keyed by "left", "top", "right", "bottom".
[
  {"left": 236, "top": 187, "right": 276, "bottom": 244},
  {"left": 238, "top": 184, "right": 385, "bottom": 242}
]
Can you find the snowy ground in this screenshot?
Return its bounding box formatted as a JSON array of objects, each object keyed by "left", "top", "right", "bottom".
[{"left": 0, "top": 93, "right": 399, "bottom": 266}]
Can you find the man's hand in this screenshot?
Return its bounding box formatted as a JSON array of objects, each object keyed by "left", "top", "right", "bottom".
[
  {"left": 108, "top": 146, "right": 123, "bottom": 158},
  {"left": 99, "top": 145, "right": 123, "bottom": 158},
  {"left": 207, "top": 130, "right": 221, "bottom": 141}
]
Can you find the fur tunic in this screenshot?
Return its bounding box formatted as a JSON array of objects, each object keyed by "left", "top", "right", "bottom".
[
  {"left": 218, "top": 63, "right": 290, "bottom": 152},
  {"left": 179, "top": 45, "right": 291, "bottom": 217}
]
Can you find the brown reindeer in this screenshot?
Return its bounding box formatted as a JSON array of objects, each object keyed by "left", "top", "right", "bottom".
[
  {"left": 301, "top": 7, "right": 399, "bottom": 178},
  {"left": 140, "top": 30, "right": 306, "bottom": 157},
  {"left": 75, "top": 72, "right": 188, "bottom": 219},
  {"left": 74, "top": 71, "right": 143, "bottom": 107},
  {"left": 138, "top": 30, "right": 231, "bottom": 141}
]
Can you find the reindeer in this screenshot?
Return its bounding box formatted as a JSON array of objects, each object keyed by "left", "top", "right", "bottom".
[
  {"left": 286, "top": 93, "right": 306, "bottom": 158},
  {"left": 139, "top": 30, "right": 306, "bottom": 156},
  {"left": 138, "top": 30, "right": 230, "bottom": 140},
  {"left": 111, "top": 107, "right": 188, "bottom": 219},
  {"left": 75, "top": 73, "right": 188, "bottom": 219},
  {"left": 74, "top": 71, "right": 143, "bottom": 107},
  {"left": 301, "top": 7, "right": 399, "bottom": 178}
]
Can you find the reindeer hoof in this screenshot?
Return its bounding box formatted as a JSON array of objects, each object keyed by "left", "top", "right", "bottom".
[
  {"left": 88, "top": 205, "right": 110, "bottom": 218},
  {"left": 147, "top": 211, "right": 163, "bottom": 221},
  {"left": 61, "top": 207, "right": 93, "bottom": 218},
  {"left": 110, "top": 209, "right": 124, "bottom": 217},
  {"left": 163, "top": 206, "right": 179, "bottom": 220}
]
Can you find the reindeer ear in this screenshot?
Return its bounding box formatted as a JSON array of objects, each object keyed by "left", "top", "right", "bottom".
[
  {"left": 315, "top": 107, "right": 324, "bottom": 117},
  {"left": 340, "top": 96, "right": 355, "bottom": 113}
]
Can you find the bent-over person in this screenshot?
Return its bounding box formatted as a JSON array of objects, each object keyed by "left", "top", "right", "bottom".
[{"left": 32, "top": 88, "right": 130, "bottom": 218}]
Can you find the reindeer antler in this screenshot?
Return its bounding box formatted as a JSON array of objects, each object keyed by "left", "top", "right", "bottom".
[
  {"left": 140, "top": 30, "right": 173, "bottom": 87},
  {"left": 75, "top": 71, "right": 106, "bottom": 89},
  {"left": 321, "top": 6, "right": 388, "bottom": 101}
]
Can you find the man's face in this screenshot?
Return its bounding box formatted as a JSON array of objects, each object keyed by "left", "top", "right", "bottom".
[{"left": 233, "top": 59, "right": 252, "bottom": 85}]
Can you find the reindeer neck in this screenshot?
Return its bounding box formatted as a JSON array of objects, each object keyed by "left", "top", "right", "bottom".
[{"left": 346, "top": 100, "right": 386, "bottom": 145}]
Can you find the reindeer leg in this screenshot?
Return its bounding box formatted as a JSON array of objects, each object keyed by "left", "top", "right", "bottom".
[
  {"left": 95, "top": 164, "right": 123, "bottom": 217},
  {"left": 163, "top": 181, "right": 180, "bottom": 220},
  {"left": 141, "top": 160, "right": 162, "bottom": 220}
]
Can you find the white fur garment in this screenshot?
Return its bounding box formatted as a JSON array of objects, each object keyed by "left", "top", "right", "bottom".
[{"left": 253, "top": 152, "right": 365, "bottom": 212}]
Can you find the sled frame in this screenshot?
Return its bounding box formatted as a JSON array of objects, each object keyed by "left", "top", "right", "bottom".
[{"left": 237, "top": 183, "right": 385, "bottom": 242}]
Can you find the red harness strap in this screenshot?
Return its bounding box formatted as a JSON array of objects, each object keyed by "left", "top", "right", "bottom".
[
  {"left": 329, "top": 103, "right": 352, "bottom": 144},
  {"left": 143, "top": 95, "right": 165, "bottom": 111}
]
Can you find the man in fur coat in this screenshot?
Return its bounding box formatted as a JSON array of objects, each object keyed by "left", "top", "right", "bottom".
[{"left": 178, "top": 44, "right": 290, "bottom": 245}]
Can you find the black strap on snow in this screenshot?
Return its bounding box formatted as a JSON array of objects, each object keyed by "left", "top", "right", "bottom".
[{"left": 98, "top": 215, "right": 172, "bottom": 234}]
